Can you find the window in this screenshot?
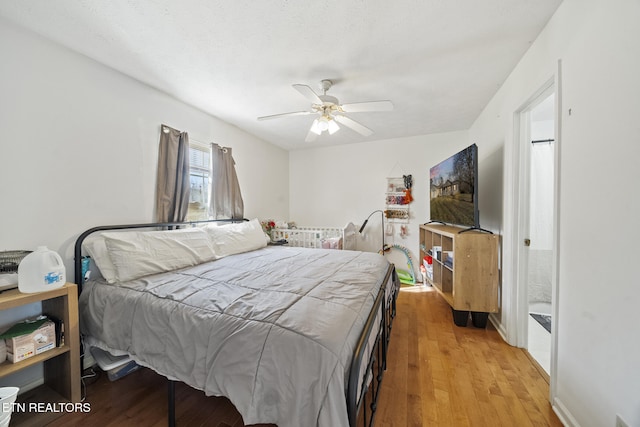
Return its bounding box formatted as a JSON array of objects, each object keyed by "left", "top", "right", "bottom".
[{"left": 187, "top": 141, "right": 210, "bottom": 221}]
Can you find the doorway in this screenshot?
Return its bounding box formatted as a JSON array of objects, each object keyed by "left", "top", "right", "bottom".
[
  {"left": 516, "top": 83, "right": 558, "bottom": 378},
  {"left": 525, "top": 92, "right": 555, "bottom": 374}
]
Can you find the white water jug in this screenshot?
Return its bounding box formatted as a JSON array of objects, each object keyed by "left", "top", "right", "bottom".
[{"left": 18, "top": 246, "right": 66, "bottom": 293}]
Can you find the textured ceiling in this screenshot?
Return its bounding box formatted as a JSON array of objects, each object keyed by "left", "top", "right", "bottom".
[{"left": 0, "top": 0, "right": 562, "bottom": 150}]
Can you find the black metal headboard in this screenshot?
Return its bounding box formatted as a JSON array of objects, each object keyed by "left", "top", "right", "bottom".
[{"left": 73, "top": 218, "right": 247, "bottom": 293}]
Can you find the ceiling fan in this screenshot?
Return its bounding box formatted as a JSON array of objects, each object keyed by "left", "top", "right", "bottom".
[{"left": 257, "top": 80, "right": 393, "bottom": 142}]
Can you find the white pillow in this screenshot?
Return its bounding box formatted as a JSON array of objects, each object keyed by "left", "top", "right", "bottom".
[
  {"left": 82, "top": 233, "right": 118, "bottom": 283},
  {"left": 205, "top": 218, "right": 268, "bottom": 258},
  {"left": 103, "top": 227, "right": 216, "bottom": 283}
]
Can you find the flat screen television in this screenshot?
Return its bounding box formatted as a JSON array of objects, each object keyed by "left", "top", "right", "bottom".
[{"left": 429, "top": 143, "right": 479, "bottom": 229}]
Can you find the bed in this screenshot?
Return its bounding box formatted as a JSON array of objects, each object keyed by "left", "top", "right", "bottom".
[{"left": 74, "top": 218, "right": 399, "bottom": 427}]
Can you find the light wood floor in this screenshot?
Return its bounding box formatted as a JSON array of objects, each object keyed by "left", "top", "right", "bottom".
[
  {"left": 375, "top": 286, "right": 561, "bottom": 427},
  {"left": 46, "top": 285, "right": 562, "bottom": 426}
]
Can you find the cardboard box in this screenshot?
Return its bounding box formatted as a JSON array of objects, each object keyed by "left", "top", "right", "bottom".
[{"left": 1, "top": 317, "right": 56, "bottom": 363}]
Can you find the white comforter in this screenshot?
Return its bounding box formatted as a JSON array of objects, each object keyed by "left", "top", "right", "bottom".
[{"left": 80, "top": 246, "right": 391, "bottom": 427}]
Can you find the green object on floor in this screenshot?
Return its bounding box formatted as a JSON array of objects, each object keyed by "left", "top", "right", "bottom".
[{"left": 397, "top": 269, "right": 414, "bottom": 285}]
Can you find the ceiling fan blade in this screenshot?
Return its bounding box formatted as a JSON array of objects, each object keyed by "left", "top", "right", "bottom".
[
  {"left": 340, "top": 100, "right": 394, "bottom": 113},
  {"left": 334, "top": 115, "right": 374, "bottom": 136},
  {"left": 257, "top": 111, "right": 312, "bottom": 121},
  {"left": 293, "top": 84, "right": 323, "bottom": 104}
]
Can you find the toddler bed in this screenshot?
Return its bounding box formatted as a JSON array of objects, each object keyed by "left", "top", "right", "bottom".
[{"left": 74, "top": 218, "right": 398, "bottom": 427}]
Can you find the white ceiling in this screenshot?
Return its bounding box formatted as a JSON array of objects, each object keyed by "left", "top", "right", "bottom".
[{"left": 0, "top": 0, "right": 562, "bottom": 150}]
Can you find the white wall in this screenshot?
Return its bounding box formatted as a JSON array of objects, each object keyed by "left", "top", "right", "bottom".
[
  {"left": 0, "top": 18, "right": 289, "bottom": 390},
  {"left": 469, "top": 0, "right": 640, "bottom": 426},
  {"left": 0, "top": 18, "right": 289, "bottom": 273},
  {"left": 289, "top": 130, "right": 506, "bottom": 278},
  {"left": 290, "top": 131, "right": 465, "bottom": 229}
]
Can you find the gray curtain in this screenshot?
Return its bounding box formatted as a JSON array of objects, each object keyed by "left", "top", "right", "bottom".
[
  {"left": 209, "top": 143, "right": 244, "bottom": 219},
  {"left": 155, "top": 124, "right": 190, "bottom": 222}
]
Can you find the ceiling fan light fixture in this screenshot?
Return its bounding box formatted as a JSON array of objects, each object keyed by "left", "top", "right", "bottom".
[
  {"left": 262, "top": 81, "right": 393, "bottom": 142},
  {"left": 328, "top": 119, "right": 340, "bottom": 135},
  {"left": 318, "top": 116, "right": 330, "bottom": 132},
  {"left": 310, "top": 118, "right": 321, "bottom": 135}
]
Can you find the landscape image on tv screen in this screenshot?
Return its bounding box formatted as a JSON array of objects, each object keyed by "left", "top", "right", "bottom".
[{"left": 429, "top": 144, "right": 478, "bottom": 227}]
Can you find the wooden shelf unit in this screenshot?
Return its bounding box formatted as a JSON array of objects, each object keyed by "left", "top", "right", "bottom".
[
  {"left": 0, "top": 283, "right": 81, "bottom": 424},
  {"left": 419, "top": 224, "right": 499, "bottom": 327}
]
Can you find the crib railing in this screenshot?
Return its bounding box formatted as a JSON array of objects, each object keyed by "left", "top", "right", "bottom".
[{"left": 271, "top": 224, "right": 357, "bottom": 250}]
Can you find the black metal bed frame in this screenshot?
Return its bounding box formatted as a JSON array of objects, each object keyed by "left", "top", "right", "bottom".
[{"left": 73, "top": 219, "right": 399, "bottom": 427}]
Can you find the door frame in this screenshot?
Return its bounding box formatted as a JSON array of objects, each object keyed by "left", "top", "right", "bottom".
[
  {"left": 516, "top": 83, "right": 555, "bottom": 350},
  {"left": 504, "top": 60, "right": 562, "bottom": 400}
]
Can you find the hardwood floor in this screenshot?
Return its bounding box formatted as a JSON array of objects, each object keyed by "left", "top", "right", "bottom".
[
  {"left": 375, "top": 286, "right": 562, "bottom": 427},
  {"left": 45, "top": 285, "right": 562, "bottom": 426}
]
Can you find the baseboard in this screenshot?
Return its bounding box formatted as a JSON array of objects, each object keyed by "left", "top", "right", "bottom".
[
  {"left": 552, "top": 396, "right": 581, "bottom": 427},
  {"left": 523, "top": 349, "right": 550, "bottom": 384},
  {"left": 488, "top": 313, "right": 508, "bottom": 343},
  {"left": 16, "top": 377, "right": 44, "bottom": 395},
  {"left": 83, "top": 352, "right": 96, "bottom": 371},
  {"left": 81, "top": 334, "right": 97, "bottom": 371}
]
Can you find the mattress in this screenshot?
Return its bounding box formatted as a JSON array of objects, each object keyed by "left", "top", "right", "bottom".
[{"left": 79, "top": 245, "right": 392, "bottom": 427}]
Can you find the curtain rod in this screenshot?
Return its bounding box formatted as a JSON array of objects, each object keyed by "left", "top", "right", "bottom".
[
  {"left": 212, "top": 143, "right": 228, "bottom": 153},
  {"left": 531, "top": 138, "right": 555, "bottom": 144}
]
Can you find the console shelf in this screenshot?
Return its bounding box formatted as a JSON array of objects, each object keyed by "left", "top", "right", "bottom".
[
  {"left": 420, "top": 224, "right": 499, "bottom": 327},
  {"left": 0, "top": 283, "right": 81, "bottom": 425}
]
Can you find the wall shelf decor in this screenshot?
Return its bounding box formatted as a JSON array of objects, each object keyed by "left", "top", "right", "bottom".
[{"left": 385, "top": 177, "right": 411, "bottom": 224}]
